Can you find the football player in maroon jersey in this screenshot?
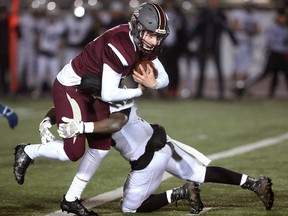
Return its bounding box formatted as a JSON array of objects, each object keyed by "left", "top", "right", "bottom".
[{"left": 14, "top": 3, "right": 169, "bottom": 216}]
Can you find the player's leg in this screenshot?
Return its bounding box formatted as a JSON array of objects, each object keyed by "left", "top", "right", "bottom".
[
  {"left": 13, "top": 80, "right": 88, "bottom": 185},
  {"left": 13, "top": 141, "right": 70, "bottom": 185},
  {"left": 205, "top": 166, "right": 274, "bottom": 210},
  {"left": 60, "top": 147, "right": 108, "bottom": 216},
  {"left": 60, "top": 98, "right": 111, "bottom": 216},
  {"left": 166, "top": 141, "right": 274, "bottom": 210},
  {"left": 121, "top": 144, "right": 201, "bottom": 214},
  {"left": 121, "top": 145, "right": 172, "bottom": 213}
]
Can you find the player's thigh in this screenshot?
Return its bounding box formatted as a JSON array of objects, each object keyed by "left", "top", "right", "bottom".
[
  {"left": 166, "top": 143, "right": 206, "bottom": 184},
  {"left": 121, "top": 149, "right": 170, "bottom": 212},
  {"left": 52, "top": 80, "right": 95, "bottom": 160},
  {"left": 52, "top": 79, "right": 93, "bottom": 123}
]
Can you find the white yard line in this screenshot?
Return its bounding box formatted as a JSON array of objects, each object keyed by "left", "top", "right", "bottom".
[
  {"left": 184, "top": 207, "right": 213, "bottom": 215},
  {"left": 46, "top": 133, "right": 288, "bottom": 216}
]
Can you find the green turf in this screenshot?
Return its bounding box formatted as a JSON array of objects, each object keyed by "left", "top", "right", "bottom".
[{"left": 0, "top": 97, "right": 288, "bottom": 215}]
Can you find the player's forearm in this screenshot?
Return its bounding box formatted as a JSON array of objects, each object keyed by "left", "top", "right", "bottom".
[
  {"left": 152, "top": 58, "right": 169, "bottom": 89},
  {"left": 101, "top": 64, "right": 142, "bottom": 102},
  {"left": 92, "top": 113, "right": 128, "bottom": 133}
]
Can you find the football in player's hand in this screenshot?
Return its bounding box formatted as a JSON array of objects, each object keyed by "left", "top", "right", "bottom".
[{"left": 134, "top": 60, "right": 158, "bottom": 78}]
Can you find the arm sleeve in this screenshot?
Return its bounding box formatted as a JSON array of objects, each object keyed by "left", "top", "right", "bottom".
[
  {"left": 152, "top": 58, "right": 169, "bottom": 89},
  {"left": 101, "top": 63, "right": 142, "bottom": 102}
]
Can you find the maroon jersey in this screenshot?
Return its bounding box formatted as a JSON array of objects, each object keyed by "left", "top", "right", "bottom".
[{"left": 72, "top": 24, "right": 151, "bottom": 78}]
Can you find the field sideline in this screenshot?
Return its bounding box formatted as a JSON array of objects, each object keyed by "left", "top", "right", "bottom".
[{"left": 0, "top": 97, "right": 288, "bottom": 216}]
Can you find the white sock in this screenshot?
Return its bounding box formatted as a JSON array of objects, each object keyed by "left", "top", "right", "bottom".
[
  {"left": 65, "top": 148, "right": 109, "bottom": 201},
  {"left": 65, "top": 175, "right": 88, "bottom": 202},
  {"left": 240, "top": 174, "right": 248, "bottom": 186},
  {"left": 166, "top": 190, "right": 173, "bottom": 203},
  {"left": 24, "top": 140, "right": 69, "bottom": 161}
]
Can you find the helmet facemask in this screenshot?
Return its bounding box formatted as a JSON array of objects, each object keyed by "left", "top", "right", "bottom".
[{"left": 129, "top": 3, "right": 169, "bottom": 55}]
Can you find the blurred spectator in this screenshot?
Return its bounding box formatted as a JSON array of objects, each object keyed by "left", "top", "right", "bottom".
[
  {"left": 189, "top": 0, "right": 238, "bottom": 100},
  {"left": 234, "top": 8, "right": 288, "bottom": 98},
  {"left": 230, "top": 1, "right": 260, "bottom": 88},
  {"left": 84, "top": 9, "right": 105, "bottom": 42},
  {"left": 63, "top": 9, "right": 92, "bottom": 65},
  {"left": 105, "top": 1, "right": 127, "bottom": 29},
  {"left": 33, "top": 9, "right": 65, "bottom": 97},
  {"left": 17, "top": 9, "right": 38, "bottom": 94},
  {"left": 0, "top": 102, "right": 18, "bottom": 129},
  {"left": 180, "top": 9, "right": 200, "bottom": 99},
  {"left": 0, "top": 6, "right": 10, "bottom": 96},
  {"left": 159, "top": 0, "right": 187, "bottom": 98}
]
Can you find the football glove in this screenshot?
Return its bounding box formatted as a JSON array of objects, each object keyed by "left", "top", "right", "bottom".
[
  {"left": 0, "top": 104, "right": 18, "bottom": 129},
  {"left": 39, "top": 117, "right": 55, "bottom": 144},
  {"left": 58, "top": 117, "right": 94, "bottom": 138},
  {"left": 58, "top": 117, "right": 84, "bottom": 138}
]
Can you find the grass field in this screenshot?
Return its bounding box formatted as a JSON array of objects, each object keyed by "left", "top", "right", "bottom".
[{"left": 0, "top": 96, "right": 288, "bottom": 216}]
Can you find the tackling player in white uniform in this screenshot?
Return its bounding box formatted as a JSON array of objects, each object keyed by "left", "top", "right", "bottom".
[
  {"left": 36, "top": 84, "right": 274, "bottom": 214},
  {"left": 38, "top": 60, "right": 274, "bottom": 214},
  {"left": 55, "top": 95, "right": 274, "bottom": 214}
]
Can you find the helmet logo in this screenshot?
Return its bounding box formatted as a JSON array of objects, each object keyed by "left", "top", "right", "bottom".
[{"left": 155, "top": 29, "right": 167, "bottom": 34}]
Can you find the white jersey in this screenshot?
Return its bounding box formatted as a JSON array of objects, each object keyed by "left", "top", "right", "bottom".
[
  {"left": 112, "top": 104, "right": 207, "bottom": 212},
  {"left": 231, "top": 8, "right": 260, "bottom": 42},
  {"left": 112, "top": 105, "right": 153, "bottom": 161},
  {"left": 18, "top": 12, "right": 38, "bottom": 89},
  {"left": 19, "top": 12, "right": 37, "bottom": 47},
  {"left": 63, "top": 14, "right": 93, "bottom": 64},
  {"left": 37, "top": 18, "right": 65, "bottom": 55},
  {"left": 64, "top": 14, "right": 92, "bottom": 46}
]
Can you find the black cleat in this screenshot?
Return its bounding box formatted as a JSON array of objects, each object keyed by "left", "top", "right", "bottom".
[
  {"left": 242, "top": 176, "right": 274, "bottom": 210},
  {"left": 13, "top": 144, "right": 33, "bottom": 185},
  {"left": 171, "top": 181, "right": 204, "bottom": 214},
  {"left": 60, "top": 195, "right": 99, "bottom": 216}
]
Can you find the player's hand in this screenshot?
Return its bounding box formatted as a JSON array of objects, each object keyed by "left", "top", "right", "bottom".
[
  {"left": 132, "top": 64, "right": 157, "bottom": 89},
  {"left": 39, "top": 117, "right": 55, "bottom": 144},
  {"left": 0, "top": 105, "right": 18, "bottom": 129},
  {"left": 58, "top": 117, "right": 84, "bottom": 138}
]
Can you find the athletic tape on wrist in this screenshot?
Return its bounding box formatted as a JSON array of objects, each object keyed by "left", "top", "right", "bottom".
[{"left": 84, "top": 122, "right": 94, "bottom": 133}]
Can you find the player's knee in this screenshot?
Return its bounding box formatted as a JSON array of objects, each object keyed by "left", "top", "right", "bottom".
[
  {"left": 65, "top": 146, "right": 85, "bottom": 161},
  {"left": 120, "top": 199, "right": 137, "bottom": 213},
  {"left": 63, "top": 138, "right": 86, "bottom": 161},
  {"left": 121, "top": 205, "right": 137, "bottom": 213}
]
